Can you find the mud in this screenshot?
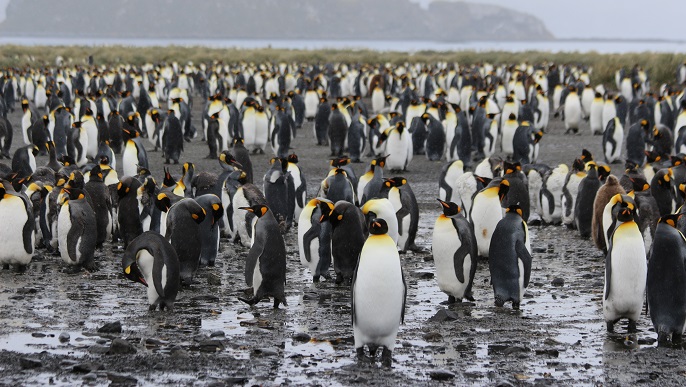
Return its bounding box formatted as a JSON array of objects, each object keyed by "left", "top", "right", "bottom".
[{"left": 1, "top": 93, "right": 685, "bottom": 386}]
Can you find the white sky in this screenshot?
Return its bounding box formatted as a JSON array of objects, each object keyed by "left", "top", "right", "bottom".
[{"left": 412, "top": 0, "right": 681, "bottom": 41}]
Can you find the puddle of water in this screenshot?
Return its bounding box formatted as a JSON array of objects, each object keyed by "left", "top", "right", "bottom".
[{"left": 0, "top": 331, "right": 91, "bottom": 357}]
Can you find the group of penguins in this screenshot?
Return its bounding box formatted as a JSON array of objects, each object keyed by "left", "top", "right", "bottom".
[{"left": 1, "top": 58, "right": 686, "bottom": 366}]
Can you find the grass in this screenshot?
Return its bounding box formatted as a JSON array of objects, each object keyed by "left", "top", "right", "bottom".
[{"left": 1, "top": 45, "right": 685, "bottom": 88}]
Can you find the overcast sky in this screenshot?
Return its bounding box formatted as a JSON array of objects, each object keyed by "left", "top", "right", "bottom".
[
  {"left": 413, "top": 0, "right": 680, "bottom": 41},
  {"left": 0, "top": 0, "right": 680, "bottom": 41}
]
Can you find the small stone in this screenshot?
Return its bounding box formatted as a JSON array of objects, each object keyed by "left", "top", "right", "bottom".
[
  {"left": 532, "top": 246, "right": 546, "bottom": 253},
  {"left": 207, "top": 273, "right": 221, "bottom": 286},
  {"left": 19, "top": 357, "right": 42, "bottom": 369},
  {"left": 428, "top": 309, "right": 459, "bottom": 323},
  {"left": 88, "top": 344, "right": 110, "bottom": 354},
  {"left": 252, "top": 347, "right": 279, "bottom": 357},
  {"left": 31, "top": 332, "right": 46, "bottom": 338},
  {"left": 422, "top": 332, "right": 443, "bottom": 342},
  {"left": 429, "top": 370, "right": 456, "bottom": 381},
  {"left": 292, "top": 332, "right": 311, "bottom": 343},
  {"left": 209, "top": 331, "right": 225, "bottom": 338},
  {"left": 535, "top": 349, "right": 560, "bottom": 357},
  {"left": 58, "top": 332, "right": 70, "bottom": 343},
  {"left": 224, "top": 377, "right": 250, "bottom": 384},
  {"left": 72, "top": 362, "right": 103, "bottom": 373},
  {"left": 82, "top": 373, "right": 97, "bottom": 382},
  {"left": 413, "top": 271, "right": 434, "bottom": 279},
  {"left": 551, "top": 278, "right": 564, "bottom": 287},
  {"left": 98, "top": 321, "right": 122, "bottom": 334},
  {"left": 107, "top": 372, "right": 137, "bottom": 385},
  {"left": 108, "top": 338, "right": 136, "bottom": 355},
  {"left": 16, "top": 287, "right": 38, "bottom": 294},
  {"left": 195, "top": 340, "right": 225, "bottom": 353}
]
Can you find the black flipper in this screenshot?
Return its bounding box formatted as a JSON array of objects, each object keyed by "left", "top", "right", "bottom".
[{"left": 515, "top": 235, "right": 533, "bottom": 288}]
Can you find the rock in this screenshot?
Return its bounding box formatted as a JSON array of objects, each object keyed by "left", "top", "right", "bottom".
[
  {"left": 292, "top": 332, "right": 311, "bottom": 343},
  {"left": 532, "top": 246, "right": 546, "bottom": 253},
  {"left": 195, "top": 340, "right": 225, "bottom": 353},
  {"left": 58, "top": 332, "right": 70, "bottom": 343},
  {"left": 428, "top": 309, "right": 459, "bottom": 323},
  {"left": 535, "top": 349, "right": 560, "bottom": 357},
  {"left": 108, "top": 338, "right": 137, "bottom": 355},
  {"left": 19, "top": 357, "right": 42, "bottom": 369},
  {"left": 495, "top": 380, "right": 515, "bottom": 387},
  {"left": 252, "top": 348, "right": 279, "bottom": 357},
  {"left": 207, "top": 273, "right": 221, "bottom": 286},
  {"left": 224, "top": 377, "right": 250, "bottom": 384},
  {"left": 88, "top": 344, "right": 110, "bottom": 354},
  {"left": 210, "top": 331, "right": 225, "bottom": 338},
  {"left": 551, "top": 278, "right": 564, "bottom": 287},
  {"left": 98, "top": 321, "right": 122, "bottom": 334},
  {"left": 413, "top": 271, "right": 434, "bottom": 279},
  {"left": 31, "top": 332, "right": 46, "bottom": 338},
  {"left": 170, "top": 346, "right": 189, "bottom": 358},
  {"left": 16, "top": 287, "right": 38, "bottom": 294},
  {"left": 422, "top": 332, "right": 443, "bottom": 342},
  {"left": 82, "top": 373, "right": 98, "bottom": 382},
  {"left": 429, "top": 370, "right": 456, "bottom": 381},
  {"left": 72, "top": 362, "right": 103, "bottom": 373},
  {"left": 107, "top": 372, "right": 138, "bottom": 385}
]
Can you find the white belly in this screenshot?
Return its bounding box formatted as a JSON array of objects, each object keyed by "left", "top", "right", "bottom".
[
  {"left": 603, "top": 225, "right": 647, "bottom": 322},
  {"left": 353, "top": 236, "right": 404, "bottom": 350},
  {"left": 57, "top": 204, "right": 76, "bottom": 265},
  {"left": 471, "top": 195, "right": 502, "bottom": 257},
  {"left": 123, "top": 141, "right": 138, "bottom": 177},
  {"left": 0, "top": 198, "right": 33, "bottom": 265},
  {"left": 433, "top": 221, "right": 470, "bottom": 298}
]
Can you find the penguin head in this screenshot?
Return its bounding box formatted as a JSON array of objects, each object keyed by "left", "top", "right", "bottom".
[
  {"left": 385, "top": 177, "right": 407, "bottom": 188},
  {"left": 628, "top": 177, "right": 650, "bottom": 193},
  {"left": 333, "top": 168, "right": 347, "bottom": 177},
  {"left": 162, "top": 168, "right": 176, "bottom": 187},
  {"left": 233, "top": 137, "right": 245, "bottom": 145},
  {"left": 209, "top": 202, "right": 224, "bottom": 225},
  {"left": 89, "top": 165, "right": 104, "bottom": 182},
  {"left": 239, "top": 204, "right": 269, "bottom": 218},
  {"left": 580, "top": 149, "right": 593, "bottom": 163},
  {"left": 330, "top": 157, "right": 350, "bottom": 168},
  {"left": 679, "top": 183, "right": 686, "bottom": 200},
  {"left": 190, "top": 206, "right": 206, "bottom": 224},
  {"left": 31, "top": 145, "right": 39, "bottom": 157},
  {"left": 65, "top": 171, "right": 84, "bottom": 189},
  {"left": 371, "top": 155, "right": 388, "bottom": 169},
  {"left": 368, "top": 218, "right": 389, "bottom": 236},
  {"left": 60, "top": 188, "right": 86, "bottom": 205},
  {"left": 437, "top": 198, "right": 462, "bottom": 218},
  {"left": 219, "top": 151, "right": 243, "bottom": 170},
  {"left": 155, "top": 192, "right": 173, "bottom": 212},
  {"left": 122, "top": 254, "right": 148, "bottom": 288},
  {"left": 498, "top": 179, "right": 510, "bottom": 202},
  {"left": 317, "top": 199, "right": 335, "bottom": 223},
  {"left": 21, "top": 99, "right": 28, "bottom": 111},
  {"left": 534, "top": 130, "right": 544, "bottom": 144},
  {"left": 503, "top": 161, "right": 521, "bottom": 176},
  {"left": 287, "top": 154, "right": 299, "bottom": 164},
  {"left": 624, "top": 160, "right": 639, "bottom": 173},
  {"left": 99, "top": 155, "right": 111, "bottom": 166},
  {"left": 658, "top": 213, "right": 682, "bottom": 229},
  {"left": 597, "top": 164, "right": 612, "bottom": 182},
  {"left": 644, "top": 150, "right": 660, "bottom": 164},
  {"left": 614, "top": 195, "right": 636, "bottom": 223},
  {"left": 331, "top": 103, "right": 338, "bottom": 111},
  {"left": 506, "top": 204, "right": 524, "bottom": 218},
  {"left": 72, "top": 121, "right": 82, "bottom": 128},
  {"left": 671, "top": 155, "right": 684, "bottom": 167},
  {"left": 658, "top": 170, "right": 671, "bottom": 187},
  {"left": 42, "top": 115, "right": 50, "bottom": 125},
  {"left": 507, "top": 113, "right": 516, "bottom": 121}
]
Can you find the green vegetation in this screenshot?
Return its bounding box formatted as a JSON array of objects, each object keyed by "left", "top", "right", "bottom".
[{"left": 1, "top": 45, "right": 684, "bottom": 87}]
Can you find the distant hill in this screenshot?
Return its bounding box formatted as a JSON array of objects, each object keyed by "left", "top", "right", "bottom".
[{"left": 0, "top": 0, "right": 553, "bottom": 42}]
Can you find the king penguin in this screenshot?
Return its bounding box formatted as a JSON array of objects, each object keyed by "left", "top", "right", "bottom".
[
  {"left": 352, "top": 218, "right": 406, "bottom": 366},
  {"left": 604, "top": 195, "right": 646, "bottom": 333},
  {"left": 379, "top": 176, "right": 420, "bottom": 253},
  {"left": 327, "top": 200, "right": 366, "bottom": 284},
  {"left": 433, "top": 199, "right": 477, "bottom": 303},
  {"left": 470, "top": 178, "right": 509, "bottom": 259},
  {"left": 58, "top": 188, "right": 97, "bottom": 271},
  {"left": 195, "top": 194, "right": 224, "bottom": 267},
  {"left": 122, "top": 231, "right": 180, "bottom": 311},
  {"left": 647, "top": 213, "right": 686, "bottom": 345},
  {"left": 0, "top": 180, "right": 34, "bottom": 269},
  {"left": 298, "top": 198, "right": 332, "bottom": 282},
  {"left": 165, "top": 198, "right": 206, "bottom": 285},
  {"left": 238, "top": 204, "right": 288, "bottom": 308},
  {"left": 488, "top": 204, "right": 533, "bottom": 309}
]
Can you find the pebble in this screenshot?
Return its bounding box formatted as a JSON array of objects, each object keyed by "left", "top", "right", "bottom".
[
  {"left": 210, "top": 331, "right": 225, "bottom": 338},
  {"left": 82, "top": 373, "right": 98, "bottom": 382},
  {"left": 428, "top": 309, "right": 459, "bottom": 322},
  {"left": 98, "top": 321, "right": 122, "bottom": 334},
  {"left": 19, "top": 357, "right": 42, "bottom": 369},
  {"left": 292, "top": 332, "right": 311, "bottom": 343},
  {"left": 252, "top": 347, "right": 279, "bottom": 357},
  {"left": 107, "top": 372, "right": 138, "bottom": 385},
  {"left": 108, "top": 338, "right": 137, "bottom": 355},
  {"left": 31, "top": 332, "right": 46, "bottom": 338},
  {"left": 88, "top": 344, "right": 110, "bottom": 355},
  {"left": 72, "top": 362, "right": 103, "bottom": 373},
  {"left": 58, "top": 332, "right": 70, "bottom": 343},
  {"left": 429, "top": 370, "right": 456, "bottom": 380},
  {"left": 551, "top": 278, "right": 565, "bottom": 287},
  {"left": 207, "top": 273, "right": 221, "bottom": 286},
  {"left": 195, "top": 340, "right": 225, "bottom": 353}
]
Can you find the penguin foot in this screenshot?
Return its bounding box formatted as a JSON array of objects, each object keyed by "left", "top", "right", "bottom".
[
  {"left": 356, "top": 347, "right": 367, "bottom": 362},
  {"left": 368, "top": 344, "right": 379, "bottom": 357},
  {"left": 512, "top": 301, "right": 520, "bottom": 310},
  {"left": 673, "top": 333, "right": 683, "bottom": 345},
  {"left": 380, "top": 347, "right": 393, "bottom": 367},
  {"left": 2, "top": 264, "right": 9, "bottom": 270},
  {"left": 407, "top": 244, "right": 424, "bottom": 253},
  {"left": 627, "top": 320, "right": 637, "bottom": 333},
  {"left": 494, "top": 296, "right": 505, "bottom": 307},
  {"left": 205, "top": 154, "right": 217, "bottom": 160},
  {"left": 606, "top": 320, "right": 616, "bottom": 333},
  {"left": 447, "top": 296, "right": 457, "bottom": 304}
]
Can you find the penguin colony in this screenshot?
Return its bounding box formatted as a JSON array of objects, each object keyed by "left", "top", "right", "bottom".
[{"left": 1, "top": 59, "right": 686, "bottom": 367}]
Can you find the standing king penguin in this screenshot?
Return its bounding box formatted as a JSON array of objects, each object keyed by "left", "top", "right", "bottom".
[
  {"left": 239, "top": 204, "right": 288, "bottom": 308},
  {"left": 352, "top": 218, "right": 406, "bottom": 366}
]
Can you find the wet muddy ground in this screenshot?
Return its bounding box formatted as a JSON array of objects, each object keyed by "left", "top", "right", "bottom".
[{"left": 1, "top": 92, "right": 685, "bottom": 386}]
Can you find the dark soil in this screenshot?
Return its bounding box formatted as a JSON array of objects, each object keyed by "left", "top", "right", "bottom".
[{"left": 0, "top": 89, "right": 684, "bottom": 387}]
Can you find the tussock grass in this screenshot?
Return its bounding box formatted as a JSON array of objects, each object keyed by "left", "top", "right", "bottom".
[{"left": 1, "top": 45, "right": 684, "bottom": 87}]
